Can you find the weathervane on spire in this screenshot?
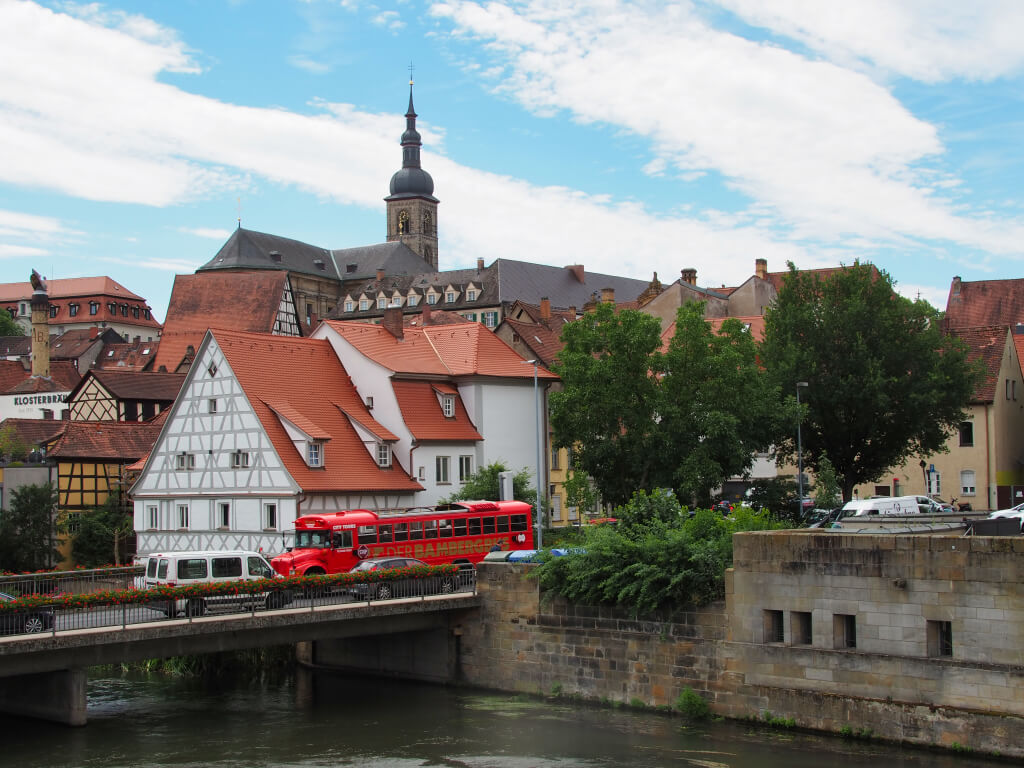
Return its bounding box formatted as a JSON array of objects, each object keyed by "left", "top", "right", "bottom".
[{"left": 408, "top": 61, "right": 415, "bottom": 86}]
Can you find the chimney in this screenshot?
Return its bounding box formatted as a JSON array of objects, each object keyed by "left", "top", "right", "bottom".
[
  {"left": 600, "top": 287, "right": 615, "bottom": 304},
  {"left": 421, "top": 303, "right": 432, "bottom": 325},
  {"left": 376, "top": 268, "right": 385, "bottom": 282},
  {"left": 952, "top": 276, "right": 961, "bottom": 296},
  {"left": 568, "top": 305, "right": 577, "bottom": 318},
  {"left": 540, "top": 297, "right": 551, "bottom": 320},
  {"left": 29, "top": 272, "right": 50, "bottom": 378},
  {"left": 681, "top": 268, "right": 697, "bottom": 285},
  {"left": 755, "top": 258, "right": 767, "bottom": 280},
  {"left": 567, "top": 265, "right": 585, "bottom": 283},
  {"left": 477, "top": 258, "right": 484, "bottom": 272},
  {"left": 382, "top": 307, "right": 403, "bottom": 339}
]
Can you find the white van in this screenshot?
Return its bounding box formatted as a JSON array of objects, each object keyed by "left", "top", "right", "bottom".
[
  {"left": 144, "top": 550, "right": 291, "bottom": 616},
  {"left": 841, "top": 495, "right": 944, "bottom": 517}
]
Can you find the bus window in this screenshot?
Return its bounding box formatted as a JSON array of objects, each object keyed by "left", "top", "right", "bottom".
[
  {"left": 482, "top": 516, "right": 496, "bottom": 534},
  {"left": 496, "top": 515, "right": 509, "bottom": 533},
  {"left": 511, "top": 514, "right": 528, "bottom": 532},
  {"left": 410, "top": 521, "right": 424, "bottom": 541},
  {"left": 394, "top": 523, "right": 409, "bottom": 542},
  {"left": 358, "top": 525, "right": 376, "bottom": 543},
  {"left": 424, "top": 520, "right": 438, "bottom": 539},
  {"left": 379, "top": 524, "right": 393, "bottom": 543},
  {"left": 438, "top": 519, "right": 452, "bottom": 538},
  {"left": 332, "top": 530, "right": 353, "bottom": 549},
  {"left": 468, "top": 517, "right": 482, "bottom": 535},
  {"left": 453, "top": 519, "right": 467, "bottom": 537}
]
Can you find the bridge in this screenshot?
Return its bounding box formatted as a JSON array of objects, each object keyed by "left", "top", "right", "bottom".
[{"left": 0, "top": 587, "right": 481, "bottom": 726}]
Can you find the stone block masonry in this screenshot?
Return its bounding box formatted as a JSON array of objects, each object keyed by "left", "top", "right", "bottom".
[{"left": 456, "top": 531, "right": 1024, "bottom": 758}]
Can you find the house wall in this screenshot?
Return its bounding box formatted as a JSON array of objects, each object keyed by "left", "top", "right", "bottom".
[{"left": 726, "top": 278, "right": 776, "bottom": 317}]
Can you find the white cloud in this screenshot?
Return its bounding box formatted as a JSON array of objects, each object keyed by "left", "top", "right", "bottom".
[
  {"left": 713, "top": 0, "right": 1024, "bottom": 83},
  {"left": 0, "top": 209, "right": 72, "bottom": 240},
  {"left": 0, "top": 243, "right": 48, "bottom": 259},
  {"left": 289, "top": 55, "right": 331, "bottom": 74},
  {"left": 429, "top": 0, "right": 1024, "bottom": 257},
  {"left": 178, "top": 227, "right": 233, "bottom": 240},
  {"left": 371, "top": 10, "right": 405, "bottom": 30}
]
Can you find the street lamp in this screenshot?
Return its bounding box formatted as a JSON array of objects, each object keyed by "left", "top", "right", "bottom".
[
  {"left": 796, "top": 381, "right": 809, "bottom": 512},
  {"left": 522, "top": 359, "right": 544, "bottom": 548}
]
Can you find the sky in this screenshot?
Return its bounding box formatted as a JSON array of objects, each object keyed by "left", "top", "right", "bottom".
[{"left": 2, "top": 0, "right": 1024, "bottom": 323}]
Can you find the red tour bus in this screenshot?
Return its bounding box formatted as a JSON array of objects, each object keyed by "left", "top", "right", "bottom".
[{"left": 270, "top": 500, "right": 534, "bottom": 576}]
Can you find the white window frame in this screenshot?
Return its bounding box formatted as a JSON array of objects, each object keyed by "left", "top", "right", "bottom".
[
  {"left": 208, "top": 398, "right": 218, "bottom": 414},
  {"left": 147, "top": 505, "right": 158, "bottom": 530},
  {"left": 467, "top": 289, "right": 477, "bottom": 301},
  {"left": 217, "top": 501, "right": 231, "bottom": 529},
  {"left": 436, "top": 455, "right": 451, "bottom": 484},
  {"left": 459, "top": 455, "right": 473, "bottom": 483},
  {"left": 960, "top": 469, "right": 976, "bottom": 496},
  {"left": 175, "top": 452, "right": 195, "bottom": 471},
  {"left": 483, "top": 311, "right": 498, "bottom": 328},
  {"left": 344, "top": 300, "right": 354, "bottom": 313},
  {"left": 264, "top": 502, "right": 278, "bottom": 530},
  {"left": 307, "top": 441, "right": 323, "bottom": 467},
  {"left": 377, "top": 443, "right": 392, "bottom": 468},
  {"left": 446, "top": 290, "right": 456, "bottom": 303},
  {"left": 359, "top": 298, "right": 370, "bottom": 311},
  {"left": 408, "top": 294, "right": 419, "bottom": 306},
  {"left": 177, "top": 504, "right": 190, "bottom": 529},
  {"left": 441, "top": 394, "right": 455, "bottom": 418},
  {"left": 377, "top": 297, "right": 387, "bottom": 309},
  {"left": 232, "top": 450, "right": 250, "bottom": 469},
  {"left": 427, "top": 293, "right": 438, "bottom": 305}
]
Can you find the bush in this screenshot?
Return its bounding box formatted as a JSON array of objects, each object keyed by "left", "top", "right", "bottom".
[
  {"left": 676, "top": 687, "right": 710, "bottom": 720},
  {"left": 536, "top": 490, "right": 783, "bottom": 614}
]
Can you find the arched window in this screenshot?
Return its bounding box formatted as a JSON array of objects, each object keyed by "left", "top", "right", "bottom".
[
  {"left": 398, "top": 210, "right": 409, "bottom": 235},
  {"left": 423, "top": 210, "right": 433, "bottom": 235}
]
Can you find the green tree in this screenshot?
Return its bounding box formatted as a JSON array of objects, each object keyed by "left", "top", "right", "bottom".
[
  {"left": 551, "top": 301, "right": 784, "bottom": 507},
  {"left": 0, "top": 483, "right": 58, "bottom": 572},
  {"left": 70, "top": 493, "right": 134, "bottom": 567},
  {"left": 440, "top": 461, "right": 536, "bottom": 506},
  {"left": 760, "top": 262, "right": 982, "bottom": 501},
  {"left": 0, "top": 423, "right": 29, "bottom": 463},
  {"left": 812, "top": 455, "right": 842, "bottom": 511},
  {"left": 0, "top": 311, "right": 24, "bottom": 337}
]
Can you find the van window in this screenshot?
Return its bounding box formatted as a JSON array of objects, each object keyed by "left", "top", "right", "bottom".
[
  {"left": 178, "top": 558, "right": 209, "bottom": 580},
  {"left": 247, "top": 556, "right": 273, "bottom": 578},
  {"left": 146, "top": 558, "right": 157, "bottom": 578},
  {"left": 157, "top": 559, "right": 169, "bottom": 579},
  {"left": 212, "top": 557, "right": 242, "bottom": 578}
]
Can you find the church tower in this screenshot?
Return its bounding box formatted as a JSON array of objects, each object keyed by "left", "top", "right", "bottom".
[{"left": 385, "top": 79, "right": 440, "bottom": 270}]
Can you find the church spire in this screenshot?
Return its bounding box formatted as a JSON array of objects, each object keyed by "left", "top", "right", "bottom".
[{"left": 386, "top": 69, "right": 439, "bottom": 270}]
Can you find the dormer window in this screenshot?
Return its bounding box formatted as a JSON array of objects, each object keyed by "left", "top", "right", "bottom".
[
  {"left": 359, "top": 298, "right": 370, "bottom": 311},
  {"left": 377, "top": 443, "right": 392, "bottom": 468},
  {"left": 408, "top": 294, "right": 419, "bottom": 306},
  {"left": 69, "top": 303, "right": 79, "bottom": 317},
  {"left": 442, "top": 394, "right": 455, "bottom": 418},
  {"left": 427, "top": 293, "right": 438, "bottom": 305},
  {"left": 467, "top": 289, "right": 477, "bottom": 301},
  {"left": 446, "top": 291, "right": 456, "bottom": 303},
  {"left": 344, "top": 300, "right": 354, "bottom": 313},
  {"left": 49, "top": 305, "right": 58, "bottom": 318},
  {"left": 377, "top": 297, "right": 387, "bottom": 309},
  {"left": 307, "top": 441, "right": 323, "bottom": 467},
  {"left": 107, "top": 302, "right": 116, "bottom": 315}
]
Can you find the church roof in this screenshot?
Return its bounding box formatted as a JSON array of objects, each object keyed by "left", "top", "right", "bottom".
[
  {"left": 198, "top": 228, "right": 339, "bottom": 279},
  {"left": 332, "top": 241, "right": 433, "bottom": 280}
]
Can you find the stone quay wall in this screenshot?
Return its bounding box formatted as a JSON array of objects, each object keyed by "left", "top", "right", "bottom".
[{"left": 457, "top": 532, "right": 1024, "bottom": 758}]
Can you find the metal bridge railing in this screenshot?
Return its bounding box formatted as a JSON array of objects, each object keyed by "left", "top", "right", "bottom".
[
  {"left": 0, "top": 569, "right": 477, "bottom": 638},
  {"left": 0, "top": 566, "right": 144, "bottom": 598}
]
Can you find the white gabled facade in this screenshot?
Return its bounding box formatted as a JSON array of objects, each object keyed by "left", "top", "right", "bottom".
[{"left": 132, "top": 334, "right": 299, "bottom": 556}]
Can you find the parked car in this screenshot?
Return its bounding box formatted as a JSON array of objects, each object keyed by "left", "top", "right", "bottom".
[
  {"left": 0, "top": 591, "right": 55, "bottom": 635},
  {"left": 989, "top": 502, "right": 1024, "bottom": 519},
  {"left": 347, "top": 557, "right": 456, "bottom": 600},
  {"left": 143, "top": 550, "right": 292, "bottom": 616}
]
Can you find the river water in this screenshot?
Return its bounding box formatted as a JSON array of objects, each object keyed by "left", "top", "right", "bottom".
[{"left": 0, "top": 669, "right": 1008, "bottom": 768}]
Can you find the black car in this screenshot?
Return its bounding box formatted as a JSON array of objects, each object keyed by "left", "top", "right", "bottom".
[
  {"left": 347, "top": 557, "right": 456, "bottom": 600},
  {"left": 0, "top": 591, "right": 55, "bottom": 635}
]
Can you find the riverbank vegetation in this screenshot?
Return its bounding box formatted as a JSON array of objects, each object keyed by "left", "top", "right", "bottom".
[{"left": 536, "top": 489, "right": 783, "bottom": 614}]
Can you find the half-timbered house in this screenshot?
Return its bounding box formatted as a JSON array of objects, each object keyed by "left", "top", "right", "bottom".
[
  {"left": 130, "top": 329, "right": 422, "bottom": 555},
  {"left": 68, "top": 370, "right": 185, "bottom": 422}
]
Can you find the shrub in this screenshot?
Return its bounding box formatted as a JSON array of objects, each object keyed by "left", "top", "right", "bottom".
[{"left": 676, "top": 687, "right": 710, "bottom": 720}]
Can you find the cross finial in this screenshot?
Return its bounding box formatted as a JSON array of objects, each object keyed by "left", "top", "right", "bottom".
[{"left": 408, "top": 61, "right": 415, "bottom": 85}]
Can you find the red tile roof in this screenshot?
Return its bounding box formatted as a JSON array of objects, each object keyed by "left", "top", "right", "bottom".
[
  {"left": 659, "top": 315, "right": 765, "bottom": 351},
  {"left": 944, "top": 278, "right": 1024, "bottom": 330},
  {"left": 1, "top": 360, "right": 81, "bottom": 394},
  {"left": 153, "top": 271, "right": 291, "bottom": 372},
  {"left": 0, "top": 418, "right": 66, "bottom": 450},
  {"left": 0, "top": 276, "right": 146, "bottom": 302},
  {"left": 72, "top": 370, "right": 186, "bottom": 402},
  {"left": 503, "top": 317, "right": 566, "bottom": 368},
  {"left": 49, "top": 419, "right": 163, "bottom": 460},
  {"left": 392, "top": 381, "right": 483, "bottom": 442},
  {"left": 93, "top": 340, "right": 160, "bottom": 371},
  {"left": 211, "top": 329, "right": 421, "bottom": 493},
  {"left": 322, "top": 321, "right": 558, "bottom": 380},
  {"left": 954, "top": 325, "right": 1009, "bottom": 403}
]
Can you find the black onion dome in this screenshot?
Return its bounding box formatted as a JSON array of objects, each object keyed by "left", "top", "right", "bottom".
[{"left": 389, "top": 166, "right": 434, "bottom": 197}]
